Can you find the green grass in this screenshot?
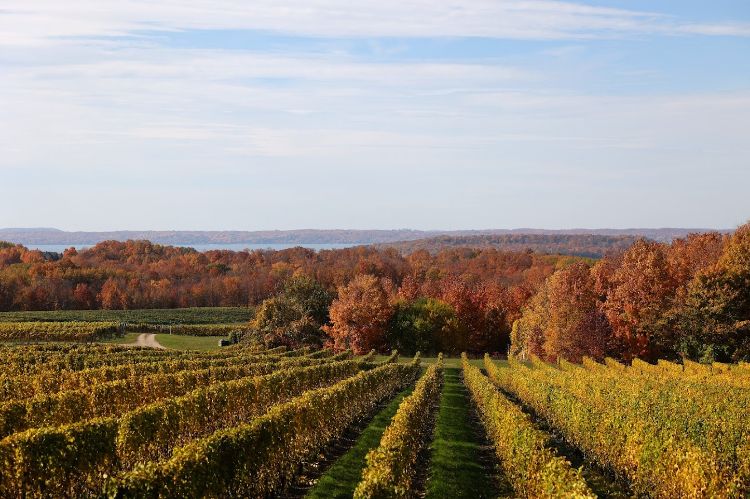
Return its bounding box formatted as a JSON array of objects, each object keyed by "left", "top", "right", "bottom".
[
  {"left": 0, "top": 307, "right": 253, "bottom": 324},
  {"left": 154, "top": 334, "right": 226, "bottom": 351},
  {"left": 306, "top": 385, "right": 415, "bottom": 498},
  {"left": 424, "top": 367, "right": 505, "bottom": 498},
  {"left": 100, "top": 333, "right": 141, "bottom": 344},
  {"left": 98, "top": 332, "right": 224, "bottom": 350}
]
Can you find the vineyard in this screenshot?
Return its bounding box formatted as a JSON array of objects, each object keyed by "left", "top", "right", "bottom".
[
  {"left": 0, "top": 322, "right": 120, "bottom": 342},
  {"left": 0, "top": 308, "right": 256, "bottom": 342},
  {"left": 0, "top": 307, "right": 253, "bottom": 325},
  {"left": 0, "top": 342, "right": 748, "bottom": 498},
  {"left": 0, "top": 320, "right": 249, "bottom": 342}
]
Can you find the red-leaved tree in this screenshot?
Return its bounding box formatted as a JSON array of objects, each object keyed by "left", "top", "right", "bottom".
[{"left": 324, "top": 274, "right": 394, "bottom": 353}]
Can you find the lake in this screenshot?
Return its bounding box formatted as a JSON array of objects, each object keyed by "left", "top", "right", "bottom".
[{"left": 27, "top": 243, "right": 361, "bottom": 253}]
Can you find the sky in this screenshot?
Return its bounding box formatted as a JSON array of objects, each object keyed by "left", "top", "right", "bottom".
[{"left": 1, "top": 1, "right": 748, "bottom": 231}]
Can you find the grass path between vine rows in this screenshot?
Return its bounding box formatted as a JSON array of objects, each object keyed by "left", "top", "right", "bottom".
[
  {"left": 425, "top": 367, "right": 511, "bottom": 498},
  {"left": 304, "top": 385, "right": 416, "bottom": 499}
]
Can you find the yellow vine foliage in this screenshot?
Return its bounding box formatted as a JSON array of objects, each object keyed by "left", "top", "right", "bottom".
[
  {"left": 488, "top": 355, "right": 748, "bottom": 497},
  {"left": 0, "top": 358, "right": 369, "bottom": 497},
  {"left": 466, "top": 354, "right": 594, "bottom": 498},
  {"left": 109, "top": 362, "right": 419, "bottom": 498},
  {"left": 355, "top": 354, "right": 443, "bottom": 498}
]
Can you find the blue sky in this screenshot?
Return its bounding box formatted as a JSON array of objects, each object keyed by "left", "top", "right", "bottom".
[{"left": 1, "top": 1, "right": 748, "bottom": 230}]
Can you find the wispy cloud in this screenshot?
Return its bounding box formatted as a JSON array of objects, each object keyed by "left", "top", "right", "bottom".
[
  {"left": 1, "top": 1, "right": 748, "bottom": 230},
  {"left": 6, "top": 52, "right": 530, "bottom": 87},
  {"left": 0, "top": 0, "right": 747, "bottom": 47}
]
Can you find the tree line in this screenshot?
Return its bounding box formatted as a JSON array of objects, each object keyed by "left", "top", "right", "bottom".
[
  {"left": 1, "top": 223, "right": 748, "bottom": 362},
  {"left": 378, "top": 233, "right": 640, "bottom": 258},
  {"left": 511, "top": 225, "right": 750, "bottom": 362}
]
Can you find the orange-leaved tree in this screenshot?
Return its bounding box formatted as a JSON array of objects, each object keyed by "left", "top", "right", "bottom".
[
  {"left": 511, "top": 262, "right": 611, "bottom": 362},
  {"left": 601, "top": 239, "right": 676, "bottom": 361},
  {"left": 324, "top": 274, "right": 394, "bottom": 354},
  {"left": 542, "top": 262, "right": 611, "bottom": 362}
]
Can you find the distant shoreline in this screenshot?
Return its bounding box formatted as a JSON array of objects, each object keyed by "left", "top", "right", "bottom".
[
  {"left": 25, "top": 243, "right": 358, "bottom": 253},
  {"left": 0, "top": 227, "right": 732, "bottom": 246}
]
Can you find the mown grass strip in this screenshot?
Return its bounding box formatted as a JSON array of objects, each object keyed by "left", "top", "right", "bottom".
[
  {"left": 305, "top": 385, "right": 415, "bottom": 499},
  {"left": 153, "top": 334, "right": 226, "bottom": 351},
  {"left": 425, "top": 367, "right": 504, "bottom": 499}
]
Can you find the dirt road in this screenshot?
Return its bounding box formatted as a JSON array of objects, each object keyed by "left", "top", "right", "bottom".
[{"left": 134, "top": 333, "right": 165, "bottom": 349}]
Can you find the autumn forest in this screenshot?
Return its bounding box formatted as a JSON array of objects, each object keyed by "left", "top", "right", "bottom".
[{"left": 1, "top": 223, "right": 749, "bottom": 363}]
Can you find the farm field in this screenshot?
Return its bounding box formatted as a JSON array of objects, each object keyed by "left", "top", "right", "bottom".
[
  {"left": 100, "top": 332, "right": 225, "bottom": 351},
  {"left": 0, "top": 321, "right": 121, "bottom": 342},
  {"left": 152, "top": 333, "right": 226, "bottom": 351},
  {"left": 0, "top": 340, "right": 748, "bottom": 498},
  {"left": 0, "top": 319, "right": 247, "bottom": 343},
  {"left": 99, "top": 333, "right": 225, "bottom": 351},
  {"left": 2, "top": 0, "right": 747, "bottom": 495},
  {"left": 0, "top": 307, "right": 253, "bottom": 325}
]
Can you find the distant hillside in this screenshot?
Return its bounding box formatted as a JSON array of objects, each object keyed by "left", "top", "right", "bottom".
[
  {"left": 0, "top": 228, "right": 430, "bottom": 245},
  {"left": 0, "top": 227, "right": 731, "bottom": 246},
  {"left": 377, "top": 234, "right": 644, "bottom": 258}
]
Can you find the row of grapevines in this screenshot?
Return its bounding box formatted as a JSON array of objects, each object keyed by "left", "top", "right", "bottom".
[
  {"left": 108, "top": 360, "right": 421, "bottom": 498},
  {"left": 488, "top": 356, "right": 744, "bottom": 497},
  {"left": 354, "top": 354, "right": 443, "bottom": 498},
  {"left": 625, "top": 358, "right": 676, "bottom": 375},
  {"left": 0, "top": 360, "right": 304, "bottom": 438},
  {"left": 467, "top": 355, "right": 594, "bottom": 498},
  {"left": 0, "top": 345, "right": 307, "bottom": 398},
  {"left": 578, "top": 356, "right": 750, "bottom": 486},
  {"left": 307, "top": 348, "right": 334, "bottom": 359},
  {"left": 0, "top": 321, "right": 120, "bottom": 341},
  {"left": 1, "top": 341, "right": 274, "bottom": 362},
  {"left": 222, "top": 343, "right": 287, "bottom": 354},
  {"left": 530, "top": 356, "right": 746, "bottom": 492},
  {"left": 0, "top": 344, "right": 258, "bottom": 379},
  {"left": 124, "top": 323, "right": 243, "bottom": 336},
  {"left": 682, "top": 358, "right": 714, "bottom": 375},
  {"left": 329, "top": 349, "right": 355, "bottom": 361},
  {"left": 0, "top": 345, "right": 153, "bottom": 371},
  {"left": 582, "top": 356, "right": 750, "bottom": 452},
  {"left": 381, "top": 349, "right": 399, "bottom": 364},
  {"left": 259, "top": 345, "right": 289, "bottom": 354},
  {"left": 117, "top": 359, "right": 366, "bottom": 463},
  {"left": 601, "top": 356, "right": 750, "bottom": 379},
  {"left": 0, "top": 348, "right": 174, "bottom": 374},
  {"left": 0, "top": 307, "right": 253, "bottom": 324},
  {"left": 0, "top": 350, "right": 326, "bottom": 402},
  {"left": 0, "top": 359, "right": 366, "bottom": 498},
  {"left": 359, "top": 349, "right": 376, "bottom": 362},
  {"left": 6, "top": 340, "right": 262, "bottom": 355},
  {"left": 0, "top": 343, "right": 136, "bottom": 355},
  {"left": 8, "top": 345, "right": 291, "bottom": 378},
  {"left": 1, "top": 343, "right": 283, "bottom": 375},
  {"left": 356, "top": 349, "right": 397, "bottom": 371},
  {"left": 618, "top": 357, "right": 750, "bottom": 389},
  {"left": 276, "top": 346, "right": 314, "bottom": 357},
  {"left": 306, "top": 349, "right": 376, "bottom": 362}
]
